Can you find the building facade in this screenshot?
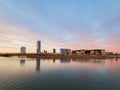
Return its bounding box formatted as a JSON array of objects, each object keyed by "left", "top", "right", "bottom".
[
  {"left": 20, "top": 46, "right": 26, "bottom": 54},
  {"left": 60, "top": 48, "right": 71, "bottom": 54},
  {"left": 105, "top": 52, "right": 114, "bottom": 55},
  {"left": 90, "top": 49, "right": 105, "bottom": 55},
  {"left": 37, "top": 41, "right": 41, "bottom": 54},
  {"left": 53, "top": 49, "right": 56, "bottom": 54},
  {"left": 72, "top": 49, "right": 105, "bottom": 56}
]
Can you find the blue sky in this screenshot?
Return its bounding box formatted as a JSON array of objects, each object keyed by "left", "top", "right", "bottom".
[{"left": 0, "top": 0, "right": 120, "bottom": 53}]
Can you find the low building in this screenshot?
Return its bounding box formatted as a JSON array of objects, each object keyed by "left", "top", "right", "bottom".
[
  {"left": 20, "top": 46, "right": 26, "bottom": 54},
  {"left": 53, "top": 49, "right": 56, "bottom": 54},
  {"left": 105, "top": 52, "right": 114, "bottom": 55},
  {"left": 60, "top": 48, "right": 71, "bottom": 54},
  {"left": 72, "top": 49, "right": 105, "bottom": 56},
  {"left": 90, "top": 49, "right": 105, "bottom": 55},
  {"left": 72, "top": 49, "right": 88, "bottom": 55}
]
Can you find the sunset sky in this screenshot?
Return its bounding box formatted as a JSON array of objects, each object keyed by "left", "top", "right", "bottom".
[{"left": 0, "top": 0, "right": 120, "bottom": 53}]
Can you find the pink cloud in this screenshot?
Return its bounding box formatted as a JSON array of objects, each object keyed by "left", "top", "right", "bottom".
[
  {"left": 104, "top": 32, "right": 120, "bottom": 53},
  {"left": 0, "top": 19, "right": 65, "bottom": 53}
]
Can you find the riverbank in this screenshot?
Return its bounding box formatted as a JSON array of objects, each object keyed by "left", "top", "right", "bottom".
[{"left": 0, "top": 53, "right": 120, "bottom": 59}]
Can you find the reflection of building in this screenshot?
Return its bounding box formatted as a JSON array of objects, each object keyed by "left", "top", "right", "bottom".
[
  {"left": 53, "top": 59, "right": 56, "bottom": 63},
  {"left": 72, "top": 59, "right": 105, "bottom": 64},
  {"left": 36, "top": 58, "right": 40, "bottom": 71},
  {"left": 37, "top": 41, "right": 41, "bottom": 54},
  {"left": 72, "top": 49, "right": 105, "bottom": 55},
  {"left": 20, "top": 59, "right": 25, "bottom": 66},
  {"left": 20, "top": 47, "right": 26, "bottom": 54},
  {"left": 60, "top": 59, "right": 71, "bottom": 63},
  {"left": 53, "top": 49, "right": 56, "bottom": 54},
  {"left": 60, "top": 48, "right": 71, "bottom": 54}
]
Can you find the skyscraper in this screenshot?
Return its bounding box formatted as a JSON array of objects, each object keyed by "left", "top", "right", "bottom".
[
  {"left": 37, "top": 41, "right": 41, "bottom": 54},
  {"left": 20, "top": 46, "right": 26, "bottom": 54}
]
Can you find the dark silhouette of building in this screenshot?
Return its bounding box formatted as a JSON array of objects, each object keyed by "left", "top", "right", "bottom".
[
  {"left": 37, "top": 41, "right": 41, "bottom": 54},
  {"left": 53, "top": 49, "right": 56, "bottom": 54}
]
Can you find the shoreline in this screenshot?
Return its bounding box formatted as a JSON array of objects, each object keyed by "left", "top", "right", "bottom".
[{"left": 0, "top": 53, "right": 120, "bottom": 59}]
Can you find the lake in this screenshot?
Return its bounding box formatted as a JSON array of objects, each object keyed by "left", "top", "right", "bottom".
[{"left": 0, "top": 57, "right": 120, "bottom": 90}]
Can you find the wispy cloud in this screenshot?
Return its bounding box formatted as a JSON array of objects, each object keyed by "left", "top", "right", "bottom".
[{"left": 0, "top": 0, "right": 120, "bottom": 53}]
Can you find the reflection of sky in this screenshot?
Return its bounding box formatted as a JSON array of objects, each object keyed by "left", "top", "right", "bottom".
[
  {"left": 0, "top": 57, "right": 120, "bottom": 90},
  {"left": 0, "top": 57, "right": 120, "bottom": 78},
  {"left": 0, "top": 0, "right": 120, "bottom": 53}
]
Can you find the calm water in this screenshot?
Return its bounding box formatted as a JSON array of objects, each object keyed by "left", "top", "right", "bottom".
[{"left": 0, "top": 57, "right": 120, "bottom": 90}]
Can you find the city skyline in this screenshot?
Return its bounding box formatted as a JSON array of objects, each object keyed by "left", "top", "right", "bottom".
[{"left": 0, "top": 0, "right": 120, "bottom": 53}]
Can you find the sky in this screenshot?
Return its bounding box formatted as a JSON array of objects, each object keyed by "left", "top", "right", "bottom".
[{"left": 0, "top": 0, "right": 120, "bottom": 53}]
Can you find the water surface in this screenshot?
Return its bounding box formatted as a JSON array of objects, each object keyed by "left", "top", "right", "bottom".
[{"left": 0, "top": 57, "right": 120, "bottom": 90}]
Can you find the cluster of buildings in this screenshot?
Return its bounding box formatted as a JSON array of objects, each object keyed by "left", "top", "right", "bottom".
[
  {"left": 60, "top": 49, "right": 117, "bottom": 56},
  {"left": 72, "top": 49, "right": 105, "bottom": 55},
  {"left": 60, "top": 49, "right": 105, "bottom": 55},
  {"left": 20, "top": 41, "right": 41, "bottom": 54},
  {"left": 20, "top": 41, "right": 56, "bottom": 54},
  {"left": 20, "top": 40, "right": 115, "bottom": 56}
]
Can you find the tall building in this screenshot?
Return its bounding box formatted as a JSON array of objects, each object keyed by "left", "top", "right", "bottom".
[
  {"left": 60, "top": 48, "right": 71, "bottom": 54},
  {"left": 53, "top": 49, "right": 56, "bottom": 54},
  {"left": 37, "top": 41, "right": 41, "bottom": 54},
  {"left": 20, "top": 46, "right": 26, "bottom": 54}
]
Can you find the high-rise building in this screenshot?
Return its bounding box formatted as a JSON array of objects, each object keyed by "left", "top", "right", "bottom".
[
  {"left": 37, "top": 41, "right": 41, "bottom": 54},
  {"left": 20, "top": 46, "right": 26, "bottom": 54}
]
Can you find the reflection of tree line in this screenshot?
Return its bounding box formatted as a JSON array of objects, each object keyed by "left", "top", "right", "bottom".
[
  {"left": 72, "top": 59, "right": 105, "bottom": 64},
  {"left": 20, "top": 59, "right": 25, "bottom": 66},
  {"left": 53, "top": 59, "right": 56, "bottom": 63}
]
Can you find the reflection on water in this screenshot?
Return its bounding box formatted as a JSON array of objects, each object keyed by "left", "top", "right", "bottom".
[
  {"left": 0, "top": 57, "right": 120, "bottom": 90},
  {"left": 36, "top": 58, "right": 40, "bottom": 72},
  {"left": 60, "top": 59, "right": 71, "bottom": 63},
  {"left": 72, "top": 59, "right": 105, "bottom": 63},
  {"left": 53, "top": 59, "right": 56, "bottom": 63},
  {"left": 20, "top": 59, "right": 25, "bottom": 66}
]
